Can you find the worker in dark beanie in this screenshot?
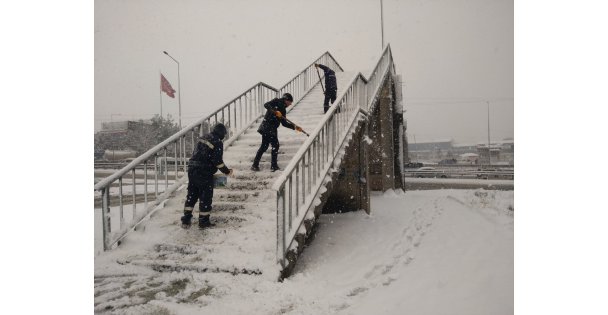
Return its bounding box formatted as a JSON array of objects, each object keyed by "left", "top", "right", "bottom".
[
  {"left": 251, "top": 93, "right": 302, "bottom": 172},
  {"left": 315, "top": 63, "right": 337, "bottom": 113},
  {"left": 181, "top": 123, "right": 233, "bottom": 229}
]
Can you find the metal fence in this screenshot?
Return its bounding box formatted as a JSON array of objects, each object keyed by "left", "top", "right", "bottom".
[
  {"left": 272, "top": 45, "right": 397, "bottom": 268},
  {"left": 405, "top": 168, "right": 514, "bottom": 179},
  {"left": 94, "top": 82, "right": 277, "bottom": 250}
]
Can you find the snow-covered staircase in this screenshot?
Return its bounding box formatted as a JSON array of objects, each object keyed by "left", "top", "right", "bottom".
[
  {"left": 94, "top": 45, "right": 402, "bottom": 312},
  {"left": 94, "top": 72, "right": 356, "bottom": 309}
]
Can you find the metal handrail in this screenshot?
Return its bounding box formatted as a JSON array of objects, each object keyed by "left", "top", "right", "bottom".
[
  {"left": 272, "top": 44, "right": 396, "bottom": 267},
  {"left": 95, "top": 82, "right": 278, "bottom": 250},
  {"left": 95, "top": 50, "right": 341, "bottom": 251},
  {"left": 365, "top": 45, "right": 396, "bottom": 111}
]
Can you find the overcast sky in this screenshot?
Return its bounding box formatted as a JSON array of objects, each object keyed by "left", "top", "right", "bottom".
[{"left": 95, "top": 0, "right": 513, "bottom": 144}]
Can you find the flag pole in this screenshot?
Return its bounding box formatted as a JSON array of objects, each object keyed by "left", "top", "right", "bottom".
[
  {"left": 163, "top": 51, "right": 181, "bottom": 130},
  {"left": 159, "top": 71, "right": 163, "bottom": 119}
]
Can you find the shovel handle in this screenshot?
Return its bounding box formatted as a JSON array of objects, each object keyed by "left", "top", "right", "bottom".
[{"left": 315, "top": 66, "right": 325, "bottom": 93}]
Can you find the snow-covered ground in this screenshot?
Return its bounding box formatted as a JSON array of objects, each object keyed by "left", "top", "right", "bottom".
[{"left": 94, "top": 189, "right": 513, "bottom": 314}]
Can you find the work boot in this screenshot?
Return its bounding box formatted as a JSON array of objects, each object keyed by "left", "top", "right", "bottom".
[
  {"left": 181, "top": 211, "right": 193, "bottom": 229},
  {"left": 271, "top": 165, "right": 281, "bottom": 172},
  {"left": 198, "top": 215, "right": 216, "bottom": 229},
  {"left": 250, "top": 164, "right": 260, "bottom": 171}
]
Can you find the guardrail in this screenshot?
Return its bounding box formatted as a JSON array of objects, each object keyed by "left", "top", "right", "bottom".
[
  {"left": 94, "top": 82, "right": 278, "bottom": 250},
  {"left": 405, "top": 169, "right": 514, "bottom": 179},
  {"left": 272, "top": 44, "right": 396, "bottom": 268}
]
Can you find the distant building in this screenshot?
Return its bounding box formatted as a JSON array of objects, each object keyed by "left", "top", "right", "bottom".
[
  {"left": 501, "top": 139, "right": 514, "bottom": 153},
  {"left": 476, "top": 144, "right": 501, "bottom": 164},
  {"left": 451, "top": 142, "right": 478, "bottom": 154},
  {"left": 94, "top": 120, "right": 155, "bottom": 160},
  {"left": 459, "top": 153, "right": 479, "bottom": 164},
  {"left": 407, "top": 137, "right": 513, "bottom": 165},
  {"left": 101, "top": 120, "right": 152, "bottom": 132},
  {"left": 408, "top": 139, "right": 453, "bottom": 152}
]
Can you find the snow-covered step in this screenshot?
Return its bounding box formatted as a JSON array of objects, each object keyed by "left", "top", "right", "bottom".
[
  {"left": 226, "top": 146, "right": 302, "bottom": 155},
  {"left": 228, "top": 139, "right": 307, "bottom": 149},
  {"left": 230, "top": 171, "right": 277, "bottom": 181},
  {"left": 214, "top": 191, "right": 259, "bottom": 202},
  {"left": 224, "top": 179, "right": 272, "bottom": 190},
  {"left": 224, "top": 155, "right": 299, "bottom": 167},
  {"left": 209, "top": 202, "right": 247, "bottom": 212},
  {"left": 228, "top": 146, "right": 304, "bottom": 154}
]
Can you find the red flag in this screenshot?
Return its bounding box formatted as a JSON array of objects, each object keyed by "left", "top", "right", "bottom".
[{"left": 160, "top": 73, "right": 176, "bottom": 98}]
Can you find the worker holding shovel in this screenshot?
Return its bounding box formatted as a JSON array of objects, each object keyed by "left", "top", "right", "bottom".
[
  {"left": 315, "top": 63, "right": 338, "bottom": 113},
  {"left": 251, "top": 93, "right": 305, "bottom": 172}
]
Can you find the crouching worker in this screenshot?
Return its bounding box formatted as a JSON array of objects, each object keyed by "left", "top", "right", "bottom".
[{"left": 181, "top": 123, "right": 233, "bottom": 229}]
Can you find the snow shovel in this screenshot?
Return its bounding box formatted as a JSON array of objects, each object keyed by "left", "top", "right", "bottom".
[
  {"left": 297, "top": 127, "right": 310, "bottom": 137},
  {"left": 315, "top": 65, "right": 325, "bottom": 93},
  {"left": 283, "top": 117, "right": 310, "bottom": 137}
]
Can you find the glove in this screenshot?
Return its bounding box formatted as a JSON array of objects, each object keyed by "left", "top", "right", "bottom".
[
  {"left": 296, "top": 126, "right": 303, "bottom": 132},
  {"left": 275, "top": 111, "right": 283, "bottom": 119}
]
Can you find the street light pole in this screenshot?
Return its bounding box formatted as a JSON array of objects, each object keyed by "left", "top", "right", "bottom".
[
  {"left": 110, "top": 113, "right": 121, "bottom": 161},
  {"left": 380, "top": 0, "right": 385, "bottom": 50},
  {"left": 487, "top": 101, "right": 491, "bottom": 166},
  {"left": 413, "top": 134, "right": 417, "bottom": 162},
  {"left": 163, "top": 51, "right": 182, "bottom": 130}
]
